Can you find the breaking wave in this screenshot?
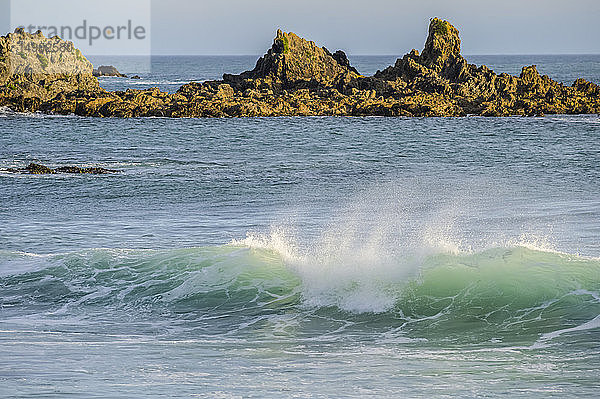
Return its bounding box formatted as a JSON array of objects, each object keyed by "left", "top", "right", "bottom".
[{"left": 1, "top": 239, "right": 598, "bottom": 345}]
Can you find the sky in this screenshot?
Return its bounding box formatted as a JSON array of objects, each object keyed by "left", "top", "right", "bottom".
[{"left": 2, "top": 0, "right": 600, "bottom": 55}]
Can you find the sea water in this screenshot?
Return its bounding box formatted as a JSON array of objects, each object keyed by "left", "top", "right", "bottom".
[{"left": 0, "top": 56, "right": 599, "bottom": 398}]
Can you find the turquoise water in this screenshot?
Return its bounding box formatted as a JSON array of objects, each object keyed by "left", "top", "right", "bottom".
[{"left": 1, "top": 57, "right": 600, "bottom": 397}]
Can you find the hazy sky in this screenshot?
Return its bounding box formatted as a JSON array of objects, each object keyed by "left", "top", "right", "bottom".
[
  {"left": 153, "top": 0, "right": 600, "bottom": 55},
  {"left": 2, "top": 0, "right": 600, "bottom": 55}
]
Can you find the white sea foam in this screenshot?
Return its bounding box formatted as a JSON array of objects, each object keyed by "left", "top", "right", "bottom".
[
  {"left": 231, "top": 177, "right": 599, "bottom": 315},
  {"left": 539, "top": 314, "right": 600, "bottom": 342}
]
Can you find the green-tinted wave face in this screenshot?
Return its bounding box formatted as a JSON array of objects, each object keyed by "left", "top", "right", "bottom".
[
  {"left": 0, "top": 246, "right": 302, "bottom": 325},
  {"left": 1, "top": 245, "right": 599, "bottom": 345},
  {"left": 396, "top": 247, "right": 600, "bottom": 343}
]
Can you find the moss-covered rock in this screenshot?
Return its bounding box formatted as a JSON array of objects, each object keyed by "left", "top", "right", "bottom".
[
  {"left": 222, "top": 29, "right": 359, "bottom": 90},
  {"left": 421, "top": 18, "right": 462, "bottom": 71},
  {"left": 1, "top": 19, "right": 599, "bottom": 118},
  {"left": 0, "top": 28, "right": 99, "bottom": 101}
]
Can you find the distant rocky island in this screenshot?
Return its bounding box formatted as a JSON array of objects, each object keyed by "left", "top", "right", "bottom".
[{"left": 0, "top": 18, "right": 599, "bottom": 117}]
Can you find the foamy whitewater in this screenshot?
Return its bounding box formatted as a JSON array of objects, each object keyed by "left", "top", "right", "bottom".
[{"left": 1, "top": 56, "right": 599, "bottom": 398}]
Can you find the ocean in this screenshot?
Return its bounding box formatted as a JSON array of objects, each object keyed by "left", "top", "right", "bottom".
[{"left": 1, "top": 55, "right": 599, "bottom": 398}]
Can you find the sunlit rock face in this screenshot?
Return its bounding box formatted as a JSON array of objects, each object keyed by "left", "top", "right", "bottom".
[
  {"left": 1, "top": 19, "right": 599, "bottom": 118},
  {"left": 0, "top": 28, "right": 98, "bottom": 101},
  {"left": 223, "top": 29, "right": 359, "bottom": 90}
]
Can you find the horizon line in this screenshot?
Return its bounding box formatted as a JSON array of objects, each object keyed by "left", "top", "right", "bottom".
[{"left": 84, "top": 53, "right": 600, "bottom": 57}]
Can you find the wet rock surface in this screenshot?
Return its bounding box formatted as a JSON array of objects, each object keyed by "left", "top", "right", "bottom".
[
  {"left": 5, "top": 163, "right": 121, "bottom": 175},
  {"left": 1, "top": 19, "right": 599, "bottom": 118}
]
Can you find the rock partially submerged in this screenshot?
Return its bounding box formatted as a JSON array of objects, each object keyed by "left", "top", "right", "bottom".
[
  {"left": 93, "top": 65, "right": 126, "bottom": 77},
  {"left": 5, "top": 163, "right": 121, "bottom": 175},
  {"left": 0, "top": 19, "right": 599, "bottom": 117}
]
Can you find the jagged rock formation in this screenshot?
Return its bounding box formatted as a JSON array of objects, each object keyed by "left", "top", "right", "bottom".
[
  {"left": 422, "top": 18, "right": 462, "bottom": 72},
  {"left": 222, "top": 30, "right": 359, "bottom": 91},
  {"left": 0, "top": 19, "right": 599, "bottom": 117},
  {"left": 4, "top": 163, "right": 121, "bottom": 175},
  {"left": 372, "top": 18, "right": 600, "bottom": 116},
  {"left": 0, "top": 28, "right": 99, "bottom": 111}
]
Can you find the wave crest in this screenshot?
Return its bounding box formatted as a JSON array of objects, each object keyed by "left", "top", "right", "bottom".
[{"left": 1, "top": 243, "right": 598, "bottom": 342}]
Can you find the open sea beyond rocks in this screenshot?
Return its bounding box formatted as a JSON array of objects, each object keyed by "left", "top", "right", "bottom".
[{"left": 1, "top": 55, "right": 599, "bottom": 398}]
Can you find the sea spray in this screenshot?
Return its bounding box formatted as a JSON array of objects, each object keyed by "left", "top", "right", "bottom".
[
  {"left": 1, "top": 245, "right": 598, "bottom": 345},
  {"left": 1, "top": 176, "right": 598, "bottom": 342},
  {"left": 234, "top": 178, "right": 561, "bottom": 313}
]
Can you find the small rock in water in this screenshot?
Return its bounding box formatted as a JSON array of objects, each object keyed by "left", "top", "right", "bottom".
[
  {"left": 5, "top": 163, "right": 121, "bottom": 175},
  {"left": 54, "top": 166, "right": 121, "bottom": 174},
  {"left": 93, "top": 65, "right": 127, "bottom": 77},
  {"left": 26, "top": 163, "right": 55, "bottom": 174}
]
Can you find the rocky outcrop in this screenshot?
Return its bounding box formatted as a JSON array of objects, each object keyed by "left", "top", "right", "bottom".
[
  {"left": 375, "top": 18, "right": 468, "bottom": 82},
  {"left": 93, "top": 65, "right": 126, "bottom": 77},
  {"left": 0, "top": 28, "right": 99, "bottom": 109},
  {"left": 422, "top": 18, "right": 462, "bottom": 72},
  {"left": 222, "top": 30, "right": 359, "bottom": 91},
  {"left": 5, "top": 163, "right": 121, "bottom": 175},
  {"left": 0, "top": 20, "right": 599, "bottom": 118},
  {"left": 373, "top": 18, "right": 600, "bottom": 116}
]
